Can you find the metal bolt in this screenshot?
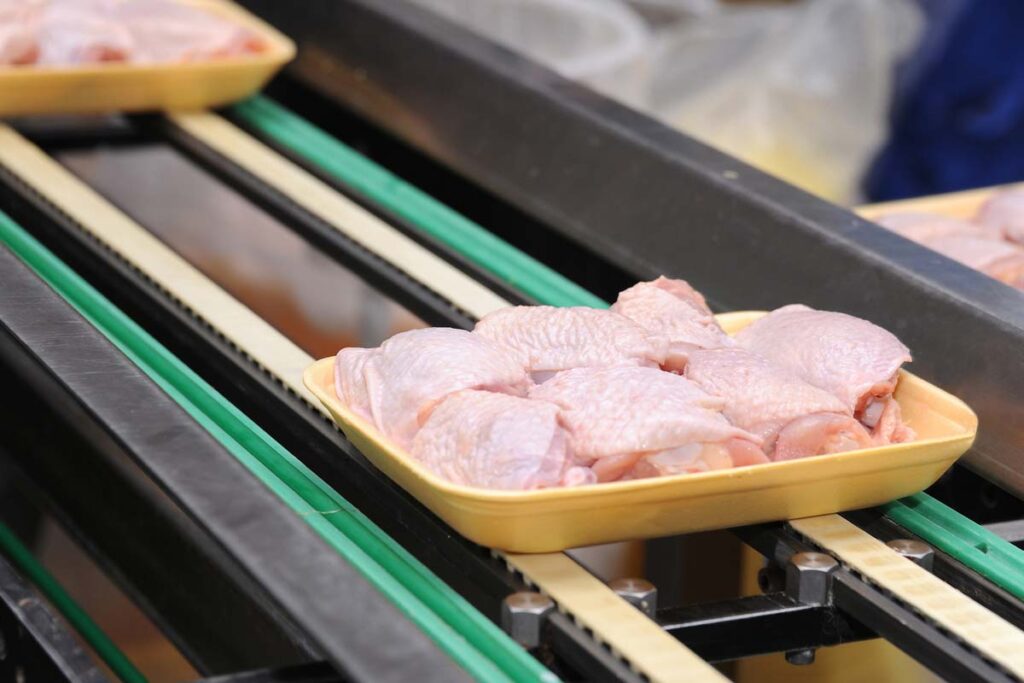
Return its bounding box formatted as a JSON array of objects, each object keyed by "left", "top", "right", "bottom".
[
  {"left": 886, "top": 539, "right": 934, "bottom": 571},
  {"left": 786, "top": 552, "right": 838, "bottom": 605},
  {"left": 757, "top": 565, "right": 786, "bottom": 594},
  {"left": 786, "top": 648, "right": 816, "bottom": 666},
  {"left": 501, "top": 592, "right": 553, "bottom": 649},
  {"left": 609, "top": 578, "right": 657, "bottom": 617}
]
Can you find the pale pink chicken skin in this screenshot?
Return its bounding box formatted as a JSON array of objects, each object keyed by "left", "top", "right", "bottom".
[
  {"left": 334, "top": 328, "right": 530, "bottom": 448},
  {"left": 411, "top": 390, "right": 593, "bottom": 490},
  {"left": 473, "top": 306, "right": 667, "bottom": 382},
  {"left": 735, "top": 305, "right": 912, "bottom": 422},
  {"left": 874, "top": 212, "right": 993, "bottom": 243},
  {"left": 683, "top": 348, "right": 873, "bottom": 459},
  {"left": 922, "top": 235, "right": 1024, "bottom": 290},
  {"left": 976, "top": 190, "right": 1024, "bottom": 245},
  {"left": 611, "top": 277, "right": 732, "bottom": 372},
  {"left": 529, "top": 366, "right": 764, "bottom": 481},
  {"left": 0, "top": 0, "right": 264, "bottom": 66}
]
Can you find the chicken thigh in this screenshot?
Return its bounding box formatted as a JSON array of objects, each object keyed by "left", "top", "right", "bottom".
[
  {"left": 473, "top": 306, "right": 667, "bottom": 381},
  {"left": 411, "top": 390, "right": 593, "bottom": 490},
  {"left": 530, "top": 366, "right": 764, "bottom": 481},
  {"left": 874, "top": 212, "right": 990, "bottom": 243},
  {"left": 684, "top": 348, "right": 873, "bottom": 460},
  {"left": 735, "top": 305, "right": 912, "bottom": 421},
  {"left": 922, "top": 235, "right": 1024, "bottom": 290},
  {"left": 611, "top": 277, "right": 731, "bottom": 372},
  {"left": 334, "top": 328, "right": 530, "bottom": 447},
  {"left": 976, "top": 189, "right": 1024, "bottom": 245}
]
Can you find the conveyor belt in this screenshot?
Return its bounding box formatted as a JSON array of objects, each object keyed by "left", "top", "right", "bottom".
[
  {"left": 3, "top": 114, "right": 1024, "bottom": 680},
  {"left": 0, "top": 121, "right": 721, "bottom": 683}
]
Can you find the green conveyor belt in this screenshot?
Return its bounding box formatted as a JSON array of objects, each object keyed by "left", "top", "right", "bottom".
[
  {"left": 0, "top": 210, "right": 556, "bottom": 683},
  {"left": 0, "top": 522, "right": 147, "bottom": 682},
  {"left": 233, "top": 97, "right": 1024, "bottom": 602}
]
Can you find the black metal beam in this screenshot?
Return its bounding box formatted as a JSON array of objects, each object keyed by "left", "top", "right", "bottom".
[
  {"left": 0, "top": 552, "right": 109, "bottom": 683},
  {"left": 239, "top": 0, "right": 1024, "bottom": 496},
  {"left": 658, "top": 593, "right": 872, "bottom": 662},
  {"left": 197, "top": 662, "right": 343, "bottom": 683},
  {"left": 0, "top": 244, "right": 471, "bottom": 683}
]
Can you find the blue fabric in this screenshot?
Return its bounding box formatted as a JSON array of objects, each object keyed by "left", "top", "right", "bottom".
[{"left": 864, "top": 1, "right": 1024, "bottom": 201}]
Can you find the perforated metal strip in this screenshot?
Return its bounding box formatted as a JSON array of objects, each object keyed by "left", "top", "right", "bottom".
[
  {"left": 791, "top": 515, "right": 1024, "bottom": 678},
  {"left": 0, "top": 123, "right": 723, "bottom": 683}
]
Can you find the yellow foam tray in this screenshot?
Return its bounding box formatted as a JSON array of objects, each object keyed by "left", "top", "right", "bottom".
[
  {"left": 0, "top": 0, "right": 294, "bottom": 116},
  {"left": 304, "top": 312, "right": 977, "bottom": 553}
]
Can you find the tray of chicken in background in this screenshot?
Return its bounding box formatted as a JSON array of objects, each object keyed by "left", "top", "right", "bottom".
[
  {"left": 0, "top": 0, "right": 294, "bottom": 116},
  {"left": 304, "top": 279, "right": 976, "bottom": 553}
]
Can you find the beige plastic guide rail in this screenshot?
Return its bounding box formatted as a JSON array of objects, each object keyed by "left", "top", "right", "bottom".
[
  {"left": 792, "top": 516, "right": 1024, "bottom": 678},
  {"left": 0, "top": 123, "right": 723, "bottom": 683}
]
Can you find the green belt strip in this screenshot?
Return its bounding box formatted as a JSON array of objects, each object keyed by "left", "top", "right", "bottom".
[
  {"left": 233, "top": 97, "right": 1024, "bottom": 602},
  {"left": 0, "top": 521, "right": 147, "bottom": 683},
  {"left": 0, "top": 211, "right": 554, "bottom": 683}
]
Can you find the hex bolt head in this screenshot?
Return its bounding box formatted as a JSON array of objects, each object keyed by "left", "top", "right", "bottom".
[
  {"left": 786, "top": 552, "right": 838, "bottom": 605},
  {"left": 786, "top": 648, "right": 816, "bottom": 666},
  {"left": 609, "top": 578, "right": 658, "bottom": 617},
  {"left": 501, "top": 592, "right": 554, "bottom": 649},
  {"left": 886, "top": 539, "right": 935, "bottom": 572}
]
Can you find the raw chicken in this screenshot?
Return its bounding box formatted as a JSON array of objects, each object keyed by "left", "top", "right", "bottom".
[
  {"left": 735, "top": 305, "right": 912, "bottom": 419},
  {"left": 0, "top": 0, "right": 264, "bottom": 67},
  {"left": 874, "top": 212, "right": 989, "bottom": 243},
  {"left": 114, "top": 0, "right": 265, "bottom": 63},
  {"left": 473, "top": 306, "right": 667, "bottom": 382},
  {"left": 976, "top": 189, "right": 1024, "bottom": 245},
  {"left": 36, "top": 0, "right": 132, "bottom": 65},
  {"left": 684, "top": 348, "right": 873, "bottom": 459},
  {"left": 611, "top": 276, "right": 732, "bottom": 372},
  {"left": 411, "top": 390, "right": 593, "bottom": 490},
  {"left": 923, "top": 235, "right": 1024, "bottom": 289},
  {"left": 529, "top": 366, "right": 765, "bottom": 481},
  {"left": 334, "top": 328, "right": 530, "bottom": 448}
]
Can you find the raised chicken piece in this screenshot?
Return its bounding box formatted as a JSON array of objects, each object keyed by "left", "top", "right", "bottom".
[
  {"left": 922, "top": 234, "right": 1024, "bottom": 290},
  {"left": 473, "top": 306, "right": 667, "bottom": 382},
  {"left": 976, "top": 189, "right": 1024, "bottom": 245},
  {"left": 735, "top": 305, "right": 912, "bottom": 420},
  {"left": 530, "top": 366, "right": 763, "bottom": 481},
  {"left": 411, "top": 390, "right": 593, "bottom": 490},
  {"left": 334, "top": 328, "right": 530, "bottom": 448},
  {"left": 114, "top": 0, "right": 265, "bottom": 63},
  {"left": 684, "top": 347, "right": 873, "bottom": 459},
  {"left": 612, "top": 277, "right": 731, "bottom": 372},
  {"left": 36, "top": 0, "right": 133, "bottom": 65},
  {"left": 874, "top": 212, "right": 991, "bottom": 243}
]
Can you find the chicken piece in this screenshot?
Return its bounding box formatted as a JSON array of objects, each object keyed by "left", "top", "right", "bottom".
[
  {"left": 976, "top": 189, "right": 1024, "bottom": 245},
  {"left": 473, "top": 306, "right": 667, "bottom": 382},
  {"left": 411, "top": 390, "right": 593, "bottom": 490},
  {"left": 735, "top": 305, "right": 912, "bottom": 420},
  {"left": 611, "top": 277, "right": 732, "bottom": 372},
  {"left": 334, "top": 328, "right": 530, "bottom": 448},
  {"left": 530, "top": 367, "right": 764, "bottom": 481},
  {"left": 114, "top": 0, "right": 265, "bottom": 63},
  {"left": 860, "top": 395, "right": 915, "bottom": 444},
  {"left": 922, "top": 235, "right": 1024, "bottom": 289},
  {"left": 0, "top": 2, "right": 42, "bottom": 65},
  {"left": 874, "top": 212, "right": 991, "bottom": 243},
  {"left": 36, "top": 0, "right": 132, "bottom": 65},
  {"left": 684, "top": 348, "right": 873, "bottom": 459}
]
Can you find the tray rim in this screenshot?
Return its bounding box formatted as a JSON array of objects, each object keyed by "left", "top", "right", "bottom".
[{"left": 303, "top": 311, "right": 978, "bottom": 505}]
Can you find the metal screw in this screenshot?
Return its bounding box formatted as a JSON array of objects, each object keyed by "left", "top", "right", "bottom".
[
  {"left": 609, "top": 578, "right": 657, "bottom": 617},
  {"left": 886, "top": 539, "right": 934, "bottom": 571},
  {"left": 786, "top": 648, "right": 816, "bottom": 666},
  {"left": 501, "top": 592, "right": 553, "bottom": 649},
  {"left": 786, "top": 552, "right": 838, "bottom": 605},
  {"left": 757, "top": 565, "right": 786, "bottom": 593}
]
